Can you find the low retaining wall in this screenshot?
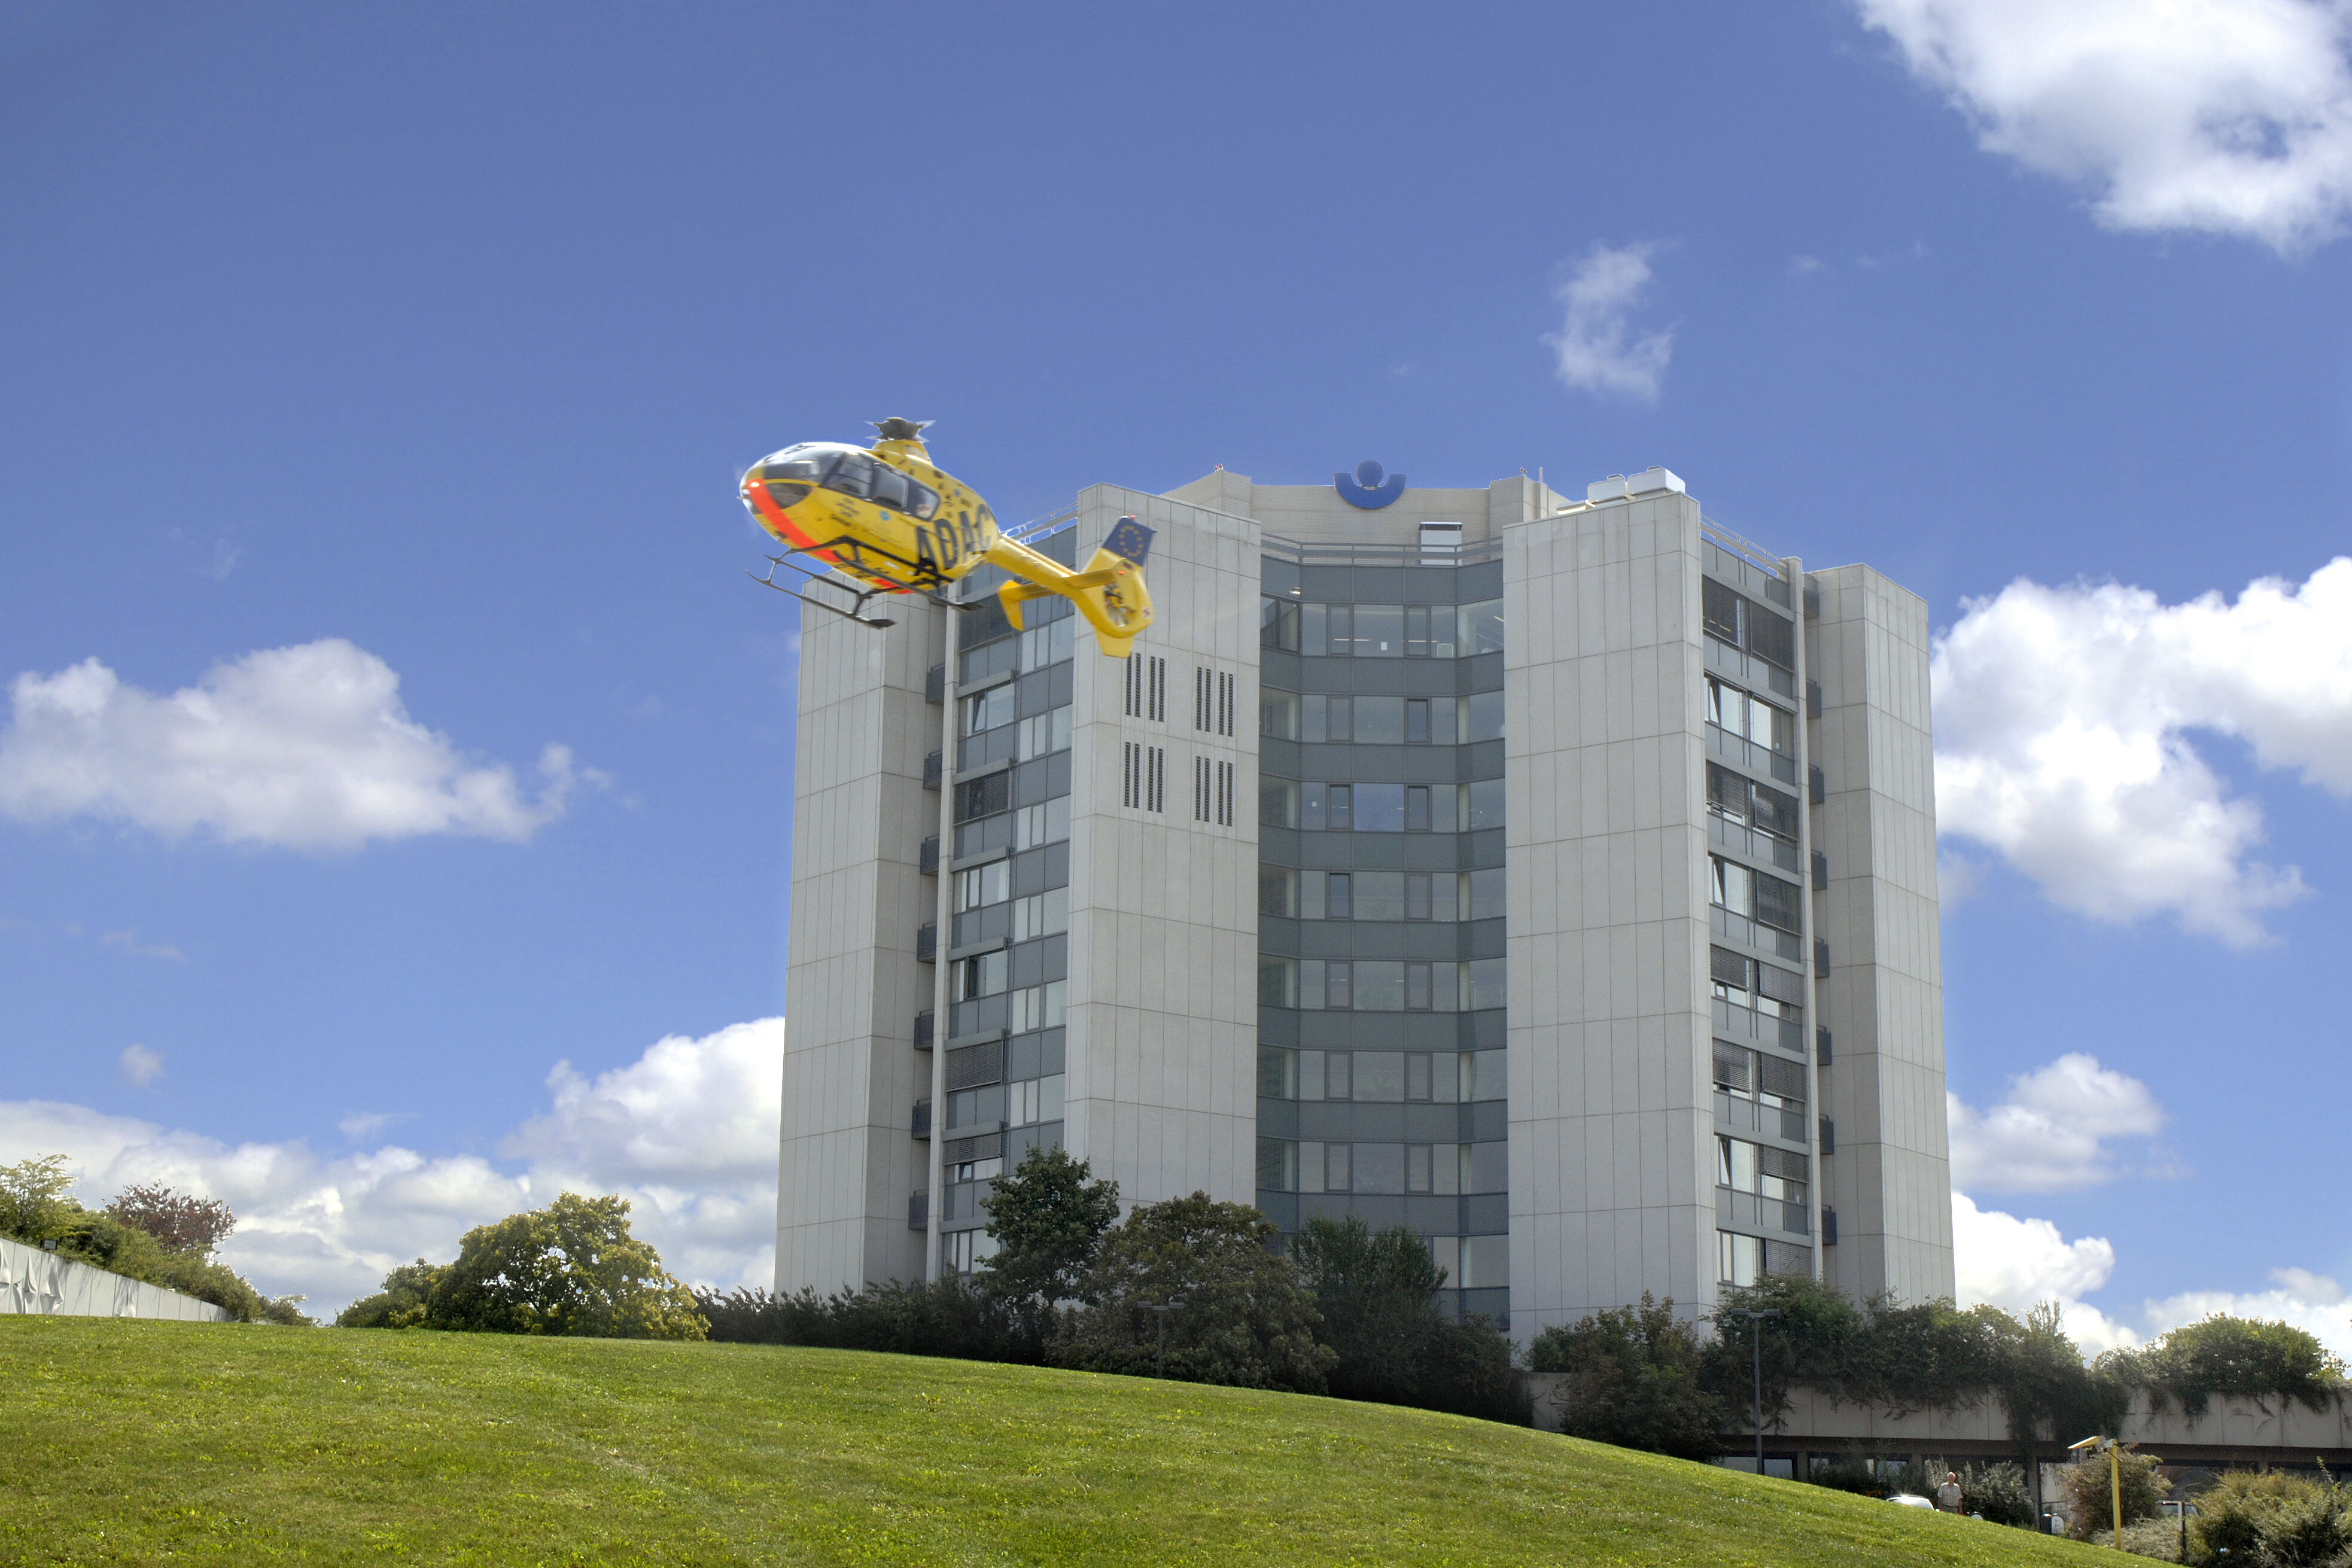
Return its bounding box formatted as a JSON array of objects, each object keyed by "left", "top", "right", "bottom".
[{"left": 0, "top": 1235, "right": 233, "bottom": 1322}]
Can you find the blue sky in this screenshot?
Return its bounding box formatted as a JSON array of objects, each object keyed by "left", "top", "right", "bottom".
[{"left": 4, "top": 1, "right": 2350, "bottom": 1337}]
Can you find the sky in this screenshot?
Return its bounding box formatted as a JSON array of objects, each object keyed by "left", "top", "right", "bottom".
[{"left": 2, "top": 0, "right": 2350, "bottom": 1342}]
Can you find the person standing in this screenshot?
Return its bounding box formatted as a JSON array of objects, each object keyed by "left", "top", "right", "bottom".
[{"left": 1936, "top": 1472, "right": 1964, "bottom": 1513}]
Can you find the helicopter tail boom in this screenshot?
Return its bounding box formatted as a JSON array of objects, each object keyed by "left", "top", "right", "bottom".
[{"left": 984, "top": 528, "right": 1154, "bottom": 658}]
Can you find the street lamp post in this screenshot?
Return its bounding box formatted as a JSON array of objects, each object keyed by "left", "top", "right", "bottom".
[
  {"left": 2068, "top": 1435, "right": 2125, "bottom": 1551},
  {"left": 1723, "top": 1310, "right": 1784, "bottom": 1477},
  {"left": 1139, "top": 1299, "right": 1187, "bottom": 1380}
]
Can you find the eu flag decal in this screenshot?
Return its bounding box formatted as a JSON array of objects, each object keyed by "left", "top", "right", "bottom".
[{"left": 1104, "top": 516, "right": 1155, "bottom": 566}]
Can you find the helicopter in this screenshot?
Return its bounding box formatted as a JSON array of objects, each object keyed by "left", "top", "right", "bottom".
[{"left": 740, "top": 418, "right": 1154, "bottom": 657}]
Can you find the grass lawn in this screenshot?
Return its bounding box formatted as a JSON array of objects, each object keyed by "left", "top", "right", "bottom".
[{"left": 2, "top": 1317, "right": 2118, "bottom": 1566}]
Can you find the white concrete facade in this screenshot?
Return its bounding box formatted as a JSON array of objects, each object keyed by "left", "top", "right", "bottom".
[
  {"left": 1061, "top": 485, "right": 1262, "bottom": 1214},
  {"left": 1502, "top": 492, "right": 1715, "bottom": 1331}
]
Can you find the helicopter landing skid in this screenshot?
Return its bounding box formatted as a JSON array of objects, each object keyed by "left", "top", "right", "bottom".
[{"left": 747, "top": 541, "right": 977, "bottom": 631}]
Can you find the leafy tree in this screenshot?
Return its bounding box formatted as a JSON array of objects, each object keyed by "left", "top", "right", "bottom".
[
  {"left": 421, "top": 1193, "right": 705, "bottom": 1339},
  {"left": 0, "top": 1155, "right": 76, "bottom": 1243},
  {"left": 1055, "top": 1192, "right": 1334, "bottom": 1392},
  {"left": 2060, "top": 1445, "right": 2170, "bottom": 1540},
  {"left": 1528, "top": 1294, "right": 1726, "bottom": 1460},
  {"left": 2104, "top": 1316, "right": 2349, "bottom": 1420},
  {"left": 979, "top": 1145, "right": 1119, "bottom": 1343},
  {"left": 104, "top": 1183, "right": 236, "bottom": 1255},
  {"left": 336, "top": 1260, "right": 448, "bottom": 1329},
  {"left": 1289, "top": 1216, "right": 1523, "bottom": 1423}
]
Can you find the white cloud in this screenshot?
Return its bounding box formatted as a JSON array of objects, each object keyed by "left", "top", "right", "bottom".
[
  {"left": 101, "top": 929, "right": 183, "bottom": 961},
  {"left": 1933, "top": 558, "right": 2352, "bottom": 946},
  {"left": 0, "top": 640, "right": 587, "bottom": 851},
  {"left": 1948, "top": 1052, "right": 2165, "bottom": 1192},
  {"left": 1855, "top": 0, "right": 2352, "bottom": 253},
  {"left": 1542, "top": 243, "right": 1674, "bottom": 402},
  {"left": 0, "top": 1018, "right": 784, "bottom": 1317},
  {"left": 1957, "top": 1192, "right": 2352, "bottom": 1362},
  {"left": 115, "top": 1044, "right": 164, "bottom": 1089}
]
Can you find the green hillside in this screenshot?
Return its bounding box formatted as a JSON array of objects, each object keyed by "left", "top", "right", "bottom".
[{"left": 1, "top": 1318, "right": 2111, "bottom": 1566}]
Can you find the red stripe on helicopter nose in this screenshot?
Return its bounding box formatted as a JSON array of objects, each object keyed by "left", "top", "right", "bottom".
[{"left": 747, "top": 482, "right": 844, "bottom": 571}]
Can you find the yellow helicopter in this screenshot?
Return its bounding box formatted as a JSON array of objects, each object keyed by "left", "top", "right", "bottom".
[{"left": 740, "top": 418, "right": 1154, "bottom": 657}]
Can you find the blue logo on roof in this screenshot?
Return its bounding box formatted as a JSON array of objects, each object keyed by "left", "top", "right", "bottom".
[{"left": 1334, "top": 460, "right": 1407, "bottom": 509}]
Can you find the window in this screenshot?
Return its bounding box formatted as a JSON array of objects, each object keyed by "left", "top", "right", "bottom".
[
  {"left": 956, "top": 862, "right": 1011, "bottom": 912},
  {"left": 1464, "top": 690, "right": 1504, "bottom": 743},
  {"left": 1260, "top": 597, "right": 1300, "bottom": 651},
  {"left": 964, "top": 686, "right": 1015, "bottom": 735},
  {"left": 1703, "top": 579, "right": 1796, "bottom": 671},
  {"left": 1459, "top": 600, "right": 1504, "bottom": 656},
  {"left": 1717, "top": 1134, "right": 1808, "bottom": 1205},
  {"left": 1122, "top": 743, "right": 1164, "bottom": 811},
  {"left": 1353, "top": 783, "right": 1405, "bottom": 831},
  {"left": 1419, "top": 520, "right": 1463, "bottom": 561},
  {"left": 959, "top": 950, "right": 1009, "bottom": 1000},
  {"left": 823, "top": 451, "right": 875, "bottom": 499},
  {"left": 1405, "top": 698, "right": 1429, "bottom": 744},
  {"left": 868, "top": 464, "right": 911, "bottom": 511},
  {"left": 1259, "top": 867, "right": 1297, "bottom": 918},
  {"left": 907, "top": 479, "right": 941, "bottom": 520},
  {"left": 1261, "top": 690, "right": 1297, "bottom": 739},
  {"left": 1125, "top": 654, "right": 1167, "bottom": 720},
  {"left": 1708, "top": 678, "right": 1792, "bottom": 756},
  {"left": 1708, "top": 765, "right": 1801, "bottom": 841},
  {"left": 954, "top": 773, "right": 1009, "bottom": 824},
  {"left": 1466, "top": 778, "right": 1504, "bottom": 830}
]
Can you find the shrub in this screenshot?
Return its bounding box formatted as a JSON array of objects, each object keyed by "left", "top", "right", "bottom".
[
  {"left": 2186, "top": 1470, "right": 2352, "bottom": 1567},
  {"left": 1960, "top": 1460, "right": 2038, "bottom": 1529},
  {"left": 2105, "top": 1317, "right": 2349, "bottom": 1421},
  {"left": 1527, "top": 1294, "right": 1725, "bottom": 1460},
  {"left": 336, "top": 1261, "right": 448, "bottom": 1329},
  {"left": 2062, "top": 1447, "right": 2171, "bottom": 1540},
  {"left": 695, "top": 1277, "right": 1022, "bottom": 1361}
]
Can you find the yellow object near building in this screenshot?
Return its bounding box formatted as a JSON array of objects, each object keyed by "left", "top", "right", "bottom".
[{"left": 739, "top": 418, "right": 1154, "bottom": 656}]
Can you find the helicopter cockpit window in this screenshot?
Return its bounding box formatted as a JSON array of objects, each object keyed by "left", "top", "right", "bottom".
[
  {"left": 824, "top": 452, "right": 875, "bottom": 500},
  {"left": 868, "top": 464, "right": 911, "bottom": 511},
  {"left": 907, "top": 480, "right": 941, "bottom": 520}
]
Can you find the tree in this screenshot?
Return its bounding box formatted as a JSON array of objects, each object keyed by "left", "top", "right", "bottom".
[
  {"left": 1290, "top": 1216, "right": 1523, "bottom": 1421},
  {"left": 1958, "top": 1461, "right": 2037, "bottom": 1529},
  {"left": 421, "top": 1193, "right": 706, "bottom": 1340},
  {"left": 0, "top": 1155, "right": 75, "bottom": 1243},
  {"left": 104, "top": 1183, "right": 236, "bottom": 1255},
  {"left": 1528, "top": 1294, "right": 1727, "bottom": 1460},
  {"left": 979, "top": 1145, "right": 1119, "bottom": 1342},
  {"left": 1055, "top": 1192, "right": 1335, "bottom": 1392},
  {"left": 2059, "top": 1445, "right": 2170, "bottom": 1541}
]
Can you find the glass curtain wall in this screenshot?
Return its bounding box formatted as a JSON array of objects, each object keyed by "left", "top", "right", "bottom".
[
  {"left": 1253, "top": 544, "right": 1510, "bottom": 1326},
  {"left": 937, "top": 531, "right": 1080, "bottom": 1274}
]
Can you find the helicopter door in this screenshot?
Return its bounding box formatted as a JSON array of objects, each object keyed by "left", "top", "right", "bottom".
[{"left": 869, "top": 463, "right": 911, "bottom": 511}]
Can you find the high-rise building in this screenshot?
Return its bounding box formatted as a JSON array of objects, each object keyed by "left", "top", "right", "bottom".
[{"left": 776, "top": 458, "right": 1954, "bottom": 1334}]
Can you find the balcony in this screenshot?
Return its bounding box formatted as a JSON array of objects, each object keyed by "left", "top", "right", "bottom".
[
  {"left": 914, "top": 1010, "right": 934, "bottom": 1050},
  {"left": 1708, "top": 810, "right": 1799, "bottom": 872},
  {"left": 920, "top": 836, "right": 939, "bottom": 876},
  {"left": 911, "top": 1098, "right": 932, "bottom": 1138},
  {"left": 926, "top": 664, "right": 946, "bottom": 705},
  {"left": 1705, "top": 721, "right": 1798, "bottom": 785},
  {"left": 916, "top": 923, "right": 937, "bottom": 963},
  {"left": 907, "top": 1192, "right": 928, "bottom": 1230},
  {"left": 923, "top": 751, "right": 943, "bottom": 790}
]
